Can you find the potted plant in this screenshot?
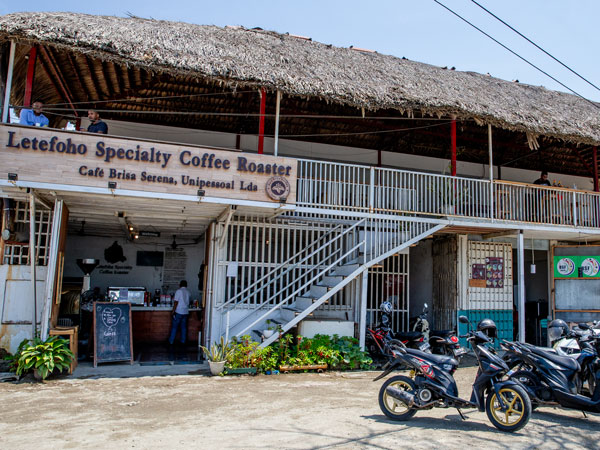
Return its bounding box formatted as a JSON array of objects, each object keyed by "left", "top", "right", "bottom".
[
  {"left": 12, "top": 336, "right": 74, "bottom": 380},
  {"left": 262, "top": 320, "right": 277, "bottom": 339},
  {"left": 225, "top": 335, "right": 260, "bottom": 375},
  {"left": 200, "top": 336, "right": 233, "bottom": 376}
]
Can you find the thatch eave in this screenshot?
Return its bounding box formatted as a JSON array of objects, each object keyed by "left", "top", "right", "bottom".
[{"left": 1, "top": 12, "right": 599, "bottom": 146}]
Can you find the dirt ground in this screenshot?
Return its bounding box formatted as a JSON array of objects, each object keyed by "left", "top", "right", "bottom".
[{"left": 1, "top": 365, "right": 599, "bottom": 449}]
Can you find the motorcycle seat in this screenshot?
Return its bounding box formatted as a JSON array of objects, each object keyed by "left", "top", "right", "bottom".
[
  {"left": 395, "top": 331, "right": 423, "bottom": 341},
  {"left": 405, "top": 348, "right": 458, "bottom": 366},
  {"left": 531, "top": 347, "right": 580, "bottom": 371},
  {"left": 430, "top": 330, "right": 454, "bottom": 338}
]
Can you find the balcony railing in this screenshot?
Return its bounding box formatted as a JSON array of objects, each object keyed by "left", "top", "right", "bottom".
[{"left": 297, "top": 159, "right": 600, "bottom": 229}]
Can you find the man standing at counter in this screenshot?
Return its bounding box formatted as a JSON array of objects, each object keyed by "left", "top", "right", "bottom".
[{"left": 169, "top": 280, "right": 190, "bottom": 346}]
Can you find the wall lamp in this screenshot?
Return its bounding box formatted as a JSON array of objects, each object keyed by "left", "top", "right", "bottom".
[
  {"left": 8, "top": 173, "right": 18, "bottom": 181},
  {"left": 108, "top": 181, "right": 117, "bottom": 189},
  {"left": 279, "top": 197, "right": 287, "bottom": 205},
  {"left": 197, "top": 189, "right": 205, "bottom": 197}
]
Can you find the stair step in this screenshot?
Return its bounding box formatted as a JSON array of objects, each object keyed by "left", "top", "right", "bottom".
[
  {"left": 330, "top": 264, "right": 360, "bottom": 276},
  {"left": 309, "top": 285, "right": 329, "bottom": 297},
  {"left": 321, "top": 275, "right": 344, "bottom": 287},
  {"left": 295, "top": 296, "right": 329, "bottom": 310}
]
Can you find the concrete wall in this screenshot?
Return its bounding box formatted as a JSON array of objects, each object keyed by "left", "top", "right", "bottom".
[
  {"left": 64, "top": 235, "right": 205, "bottom": 301},
  {"left": 0, "top": 265, "right": 47, "bottom": 353}
]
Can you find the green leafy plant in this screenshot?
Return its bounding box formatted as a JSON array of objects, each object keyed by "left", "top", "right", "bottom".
[
  {"left": 200, "top": 336, "right": 233, "bottom": 362},
  {"left": 227, "top": 335, "right": 261, "bottom": 369},
  {"left": 13, "top": 336, "right": 74, "bottom": 380}
]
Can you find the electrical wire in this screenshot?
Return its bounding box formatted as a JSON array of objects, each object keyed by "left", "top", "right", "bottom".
[
  {"left": 432, "top": 0, "right": 600, "bottom": 111},
  {"left": 470, "top": 0, "right": 600, "bottom": 94}
]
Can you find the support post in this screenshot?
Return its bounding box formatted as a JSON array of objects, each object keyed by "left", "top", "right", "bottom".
[
  {"left": 517, "top": 230, "right": 526, "bottom": 343},
  {"left": 451, "top": 119, "right": 457, "bottom": 176},
  {"left": 273, "top": 90, "right": 281, "bottom": 156},
  {"left": 359, "top": 270, "right": 368, "bottom": 349},
  {"left": 29, "top": 193, "right": 37, "bottom": 338},
  {"left": 594, "top": 146, "right": 598, "bottom": 192},
  {"left": 2, "top": 40, "right": 16, "bottom": 123},
  {"left": 488, "top": 124, "right": 494, "bottom": 219},
  {"left": 23, "top": 46, "right": 38, "bottom": 108},
  {"left": 258, "top": 88, "right": 266, "bottom": 154}
]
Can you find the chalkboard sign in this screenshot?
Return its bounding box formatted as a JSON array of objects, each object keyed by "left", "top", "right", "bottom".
[{"left": 93, "top": 302, "right": 133, "bottom": 367}]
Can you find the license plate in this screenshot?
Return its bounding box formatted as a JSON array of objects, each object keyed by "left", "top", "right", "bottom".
[
  {"left": 454, "top": 347, "right": 467, "bottom": 356},
  {"left": 419, "top": 342, "right": 430, "bottom": 351}
]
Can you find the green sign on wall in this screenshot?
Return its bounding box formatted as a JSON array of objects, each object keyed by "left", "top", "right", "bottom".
[{"left": 554, "top": 255, "right": 600, "bottom": 278}]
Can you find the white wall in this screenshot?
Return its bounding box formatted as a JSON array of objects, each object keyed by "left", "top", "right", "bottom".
[
  {"left": 64, "top": 235, "right": 205, "bottom": 300},
  {"left": 97, "top": 118, "right": 595, "bottom": 191}
]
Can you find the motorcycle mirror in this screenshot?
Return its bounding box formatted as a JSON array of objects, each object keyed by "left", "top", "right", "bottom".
[
  {"left": 578, "top": 323, "right": 591, "bottom": 330},
  {"left": 459, "top": 315, "right": 470, "bottom": 324},
  {"left": 423, "top": 302, "right": 428, "bottom": 310}
]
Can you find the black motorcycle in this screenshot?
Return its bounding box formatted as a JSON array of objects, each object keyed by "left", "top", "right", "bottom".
[
  {"left": 375, "top": 315, "right": 531, "bottom": 432},
  {"left": 502, "top": 329, "right": 600, "bottom": 413},
  {"left": 411, "top": 304, "right": 466, "bottom": 360}
]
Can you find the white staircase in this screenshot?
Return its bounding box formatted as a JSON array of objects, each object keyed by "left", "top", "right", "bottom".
[{"left": 217, "top": 217, "right": 444, "bottom": 347}]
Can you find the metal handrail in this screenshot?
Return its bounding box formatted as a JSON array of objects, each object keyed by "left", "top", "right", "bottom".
[
  {"left": 217, "top": 222, "right": 345, "bottom": 311},
  {"left": 223, "top": 218, "right": 365, "bottom": 313}
]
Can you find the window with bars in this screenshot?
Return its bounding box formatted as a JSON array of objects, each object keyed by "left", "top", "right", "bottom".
[{"left": 2, "top": 200, "right": 53, "bottom": 266}]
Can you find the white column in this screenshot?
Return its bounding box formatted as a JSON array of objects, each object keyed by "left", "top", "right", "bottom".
[
  {"left": 2, "top": 40, "right": 16, "bottom": 123},
  {"left": 359, "top": 270, "right": 368, "bottom": 349},
  {"left": 29, "top": 193, "right": 37, "bottom": 338},
  {"left": 41, "top": 200, "right": 63, "bottom": 339},
  {"left": 488, "top": 124, "right": 494, "bottom": 219},
  {"left": 274, "top": 90, "right": 281, "bottom": 156},
  {"left": 517, "top": 230, "right": 526, "bottom": 342}
]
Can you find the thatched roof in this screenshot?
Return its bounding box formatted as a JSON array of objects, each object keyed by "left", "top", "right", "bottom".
[{"left": 0, "top": 11, "right": 599, "bottom": 146}]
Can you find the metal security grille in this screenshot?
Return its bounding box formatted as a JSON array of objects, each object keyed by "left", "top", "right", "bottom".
[
  {"left": 2, "top": 201, "right": 53, "bottom": 266},
  {"left": 220, "top": 216, "right": 352, "bottom": 311},
  {"left": 367, "top": 252, "right": 409, "bottom": 333}
]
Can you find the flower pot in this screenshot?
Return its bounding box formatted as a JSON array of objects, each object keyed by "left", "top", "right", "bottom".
[
  {"left": 208, "top": 360, "right": 226, "bottom": 376},
  {"left": 262, "top": 329, "right": 275, "bottom": 339},
  {"left": 279, "top": 363, "right": 328, "bottom": 373},
  {"left": 225, "top": 367, "right": 257, "bottom": 375}
]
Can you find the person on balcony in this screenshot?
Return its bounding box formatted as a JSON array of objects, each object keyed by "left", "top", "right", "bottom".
[
  {"left": 533, "top": 171, "right": 551, "bottom": 186},
  {"left": 87, "top": 109, "right": 108, "bottom": 134},
  {"left": 19, "top": 100, "right": 49, "bottom": 127}
]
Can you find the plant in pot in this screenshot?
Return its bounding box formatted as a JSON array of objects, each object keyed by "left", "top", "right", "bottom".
[
  {"left": 13, "top": 336, "right": 74, "bottom": 380},
  {"left": 200, "top": 336, "right": 233, "bottom": 376},
  {"left": 262, "top": 320, "right": 277, "bottom": 339}
]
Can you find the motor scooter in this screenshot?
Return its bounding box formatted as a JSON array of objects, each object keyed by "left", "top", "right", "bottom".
[{"left": 375, "top": 315, "right": 531, "bottom": 432}]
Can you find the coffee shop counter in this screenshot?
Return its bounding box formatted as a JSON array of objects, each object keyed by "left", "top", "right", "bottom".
[{"left": 131, "top": 306, "right": 203, "bottom": 343}]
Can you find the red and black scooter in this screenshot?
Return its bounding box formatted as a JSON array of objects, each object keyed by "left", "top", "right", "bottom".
[{"left": 375, "top": 315, "right": 532, "bottom": 432}]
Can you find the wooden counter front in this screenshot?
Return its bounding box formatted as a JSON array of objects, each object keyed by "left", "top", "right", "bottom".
[{"left": 132, "top": 309, "right": 203, "bottom": 343}]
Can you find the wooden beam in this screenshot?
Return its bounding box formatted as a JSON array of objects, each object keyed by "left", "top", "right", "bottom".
[
  {"left": 258, "top": 88, "right": 266, "bottom": 154},
  {"left": 65, "top": 51, "right": 93, "bottom": 101},
  {"left": 451, "top": 118, "right": 456, "bottom": 176},
  {"left": 594, "top": 146, "right": 598, "bottom": 192},
  {"left": 38, "top": 46, "right": 78, "bottom": 117},
  {"left": 23, "top": 46, "right": 38, "bottom": 107},
  {"left": 84, "top": 55, "right": 103, "bottom": 101}
]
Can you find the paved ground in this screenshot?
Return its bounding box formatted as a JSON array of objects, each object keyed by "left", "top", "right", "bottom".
[{"left": 1, "top": 364, "right": 599, "bottom": 449}]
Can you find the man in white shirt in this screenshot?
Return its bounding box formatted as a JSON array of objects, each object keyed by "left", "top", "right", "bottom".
[{"left": 168, "top": 280, "right": 190, "bottom": 345}]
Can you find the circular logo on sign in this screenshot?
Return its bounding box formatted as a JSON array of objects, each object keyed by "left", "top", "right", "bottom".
[
  {"left": 556, "top": 258, "right": 575, "bottom": 276},
  {"left": 266, "top": 176, "right": 290, "bottom": 201},
  {"left": 581, "top": 257, "right": 600, "bottom": 277}
]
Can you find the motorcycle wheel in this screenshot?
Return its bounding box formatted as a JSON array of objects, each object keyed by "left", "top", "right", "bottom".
[
  {"left": 378, "top": 375, "right": 417, "bottom": 421},
  {"left": 509, "top": 370, "right": 540, "bottom": 411},
  {"left": 485, "top": 384, "right": 531, "bottom": 432}
]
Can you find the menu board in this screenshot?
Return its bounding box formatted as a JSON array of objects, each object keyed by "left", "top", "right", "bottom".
[
  {"left": 485, "top": 257, "right": 504, "bottom": 288},
  {"left": 163, "top": 248, "right": 187, "bottom": 292},
  {"left": 93, "top": 302, "right": 133, "bottom": 367}
]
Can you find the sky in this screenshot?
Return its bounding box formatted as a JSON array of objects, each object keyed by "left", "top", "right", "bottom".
[{"left": 1, "top": 0, "right": 599, "bottom": 101}]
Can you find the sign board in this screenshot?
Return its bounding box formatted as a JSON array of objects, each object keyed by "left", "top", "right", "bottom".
[
  {"left": 93, "top": 301, "right": 133, "bottom": 367},
  {"left": 554, "top": 255, "right": 600, "bottom": 278},
  {"left": 0, "top": 125, "right": 297, "bottom": 203}
]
